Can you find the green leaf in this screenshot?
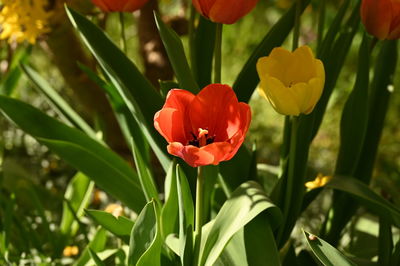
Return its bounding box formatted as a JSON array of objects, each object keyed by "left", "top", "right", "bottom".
[
  {"left": 132, "top": 139, "right": 160, "bottom": 204},
  {"left": 304, "top": 231, "right": 356, "bottom": 266},
  {"left": 20, "top": 64, "right": 96, "bottom": 138},
  {"left": 317, "top": 0, "right": 351, "bottom": 57},
  {"left": 176, "top": 165, "right": 194, "bottom": 248},
  {"left": 0, "top": 96, "right": 146, "bottom": 212},
  {"left": 233, "top": 0, "right": 311, "bottom": 103},
  {"left": 60, "top": 172, "right": 94, "bottom": 238},
  {"left": 75, "top": 228, "right": 107, "bottom": 266},
  {"left": 335, "top": 34, "right": 371, "bottom": 175},
  {"left": 214, "top": 229, "right": 248, "bottom": 266},
  {"left": 129, "top": 200, "right": 162, "bottom": 266},
  {"left": 199, "top": 181, "right": 282, "bottom": 266},
  {"left": 310, "top": 2, "right": 360, "bottom": 138},
  {"left": 65, "top": 7, "right": 171, "bottom": 171},
  {"left": 65, "top": 6, "right": 161, "bottom": 126},
  {"left": 379, "top": 217, "right": 393, "bottom": 266},
  {"left": 355, "top": 40, "right": 398, "bottom": 183},
  {"left": 192, "top": 16, "right": 216, "bottom": 88},
  {"left": 89, "top": 249, "right": 106, "bottom": 266},
  {"left": 327, "top": 177, "right": 400, "bottom": 227},
  {"left": 244, "top": 213, "right": 281, "bottom": 266},
  {"left": 0, "top": 47, "right": 31, "bottom": 96},
  {"left": 160, "top": 161, "right": 179, "bottom": 239},
  {"left": 86, "top": 209, "right": 134, "bottom": 243},
  {"left": 154, "top": 12, "right": 199, "bottom": 93}
]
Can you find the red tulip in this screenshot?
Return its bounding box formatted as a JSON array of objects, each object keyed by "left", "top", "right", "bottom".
[
  {"left": 192, "top": 0, "right": 259, "bottom": 24},
  {"left": 91, "top": 0, "right": 149, "bottom": 12},
  {"left": 154, "top": 84, "right": 251, "bottom": 167},
  {"left": 361, "top": 0, "right": 400, "bottom": 40}
]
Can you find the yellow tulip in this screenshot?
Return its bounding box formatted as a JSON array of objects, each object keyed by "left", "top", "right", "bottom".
[{"left": 256, "top": 46, "right": 325, "bottom": 116}]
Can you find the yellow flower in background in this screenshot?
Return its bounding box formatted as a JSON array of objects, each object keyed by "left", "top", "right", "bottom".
[
  {"left": 305, "top": 173, "right": 332, "bottom": 190},
  {"left": 257, "top": 46, "right": 325, "bottom": 116},
  {"left": 0, "top": 0, "right": 52, "bottom": 44}
]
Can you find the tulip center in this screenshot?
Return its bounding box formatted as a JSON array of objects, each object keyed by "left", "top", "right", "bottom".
[{"left": 188, "top": 128, "right": 215, "bottom": 147}]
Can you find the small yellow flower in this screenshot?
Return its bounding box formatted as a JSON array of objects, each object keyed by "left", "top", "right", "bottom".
[
  {"left": 63, "top": 245, "right": 79, "bottom": 257},
  {"left": 305, "top": 173, "right": 332, "bottom": 189},
  {"left": 256, "top": 46, "right": 325, "bottom": 116},
  {"left": 105, "top": 203, "right": 124, "bottom": 217},
  {"left": 0, "top": 0, "right": 52, "bottom": 44}
]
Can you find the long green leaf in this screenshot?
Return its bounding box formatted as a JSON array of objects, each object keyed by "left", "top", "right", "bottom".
[
  {"left": 199, "top": 181, "right": 282, "bottom": 266},
  {"left": 304, "top": 231, "right": 356, "bottom": 266},
  {"left": 60, "top": 172, "right": 94, "bottom": 238},
  {"left": 0, "top": 96, "right": 146, "bottom": 212},
  {"left": 327, "top": 177, "right": 400, "bottom": 227},
  {"left": 160, "top": 161, "right": 179, "bottom": 239},
  {"left": 20, "top": 64, "right": 96, "bottom": 138},
  {"left": 65, "top": 7, "right": 171, "bottom": 171},
  {"left": 335, "top": 34, "right": 370, "bottom": 175},
  {"left": 89, "top": 249, "right": 106, "bottom": 266},
  {"left": 129, "top": 201, "right": 162, "bottom": 266},
  {"left": 154, "top": 12, "right": 199, "bottom": 93},
  {"left": 75, "top": 228, "right": 107, "bottom": 266},
  {"left": 86, "top": 209, "right": 134, "bottom": 243},
  {"left": 192, "top": 16, "right": 216, "bottom": 88},
  {"left": 132, "top": 139, "right": 160, "bottom": 204}
]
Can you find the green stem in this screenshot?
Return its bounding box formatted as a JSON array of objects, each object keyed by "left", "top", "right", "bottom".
[
  {"left": 317, "top": 0, "right": 326, "bottom": 53},
  {"left": 214, "top": 23, "right": 223, "bottom": 83},
  {"left": 292, "top": 0, "right": 302, "bottom": 51},
  {"left": 119, "top": 12, "right": 127, "bottom": 54},
  {"left": 189, "top": 5, "right": 196, "bottom": 70},
  {"left": 278, "top": 116, "right": 299, "bottom": 243},
  {"left": 194, "top": 166, "right": 205, "bottom": 265}
]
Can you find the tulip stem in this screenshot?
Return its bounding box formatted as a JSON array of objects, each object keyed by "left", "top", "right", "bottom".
[
  {"left": 292, "top": 0, "right": 302, "bottom": 50},
  {"left": 278, "top": 115, "right": 299, "bottom": 243},
  {"left": 317, "top": 0, "right": 326, "bottom": 53},
  {"left": 119, "top": 12, "right": 127, "bottom": 54},
  {"left": 214, "top": 23, "right": 223, "bottom": 83},
  {"left": 194, "top": 166, "right": 205, "bottom": 265}
]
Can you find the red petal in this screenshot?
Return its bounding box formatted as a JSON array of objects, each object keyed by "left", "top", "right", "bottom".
[
  {"left": 361, "top": 0, "right": 392, "bottom": 39},
  {"left": 189, "top": 84, "right": 242, "bottom": 142},
  {"left": 208, "top": 0, "right": 259, "bottom": 24},
  {"left": 167, "top": 142, "right": 232, "bottom": 167},
  {"left": 154, "top": 89, "right": 195, "bottom": 143},
  {"left": 224, "top": 102, "right": 251, "bottom": 161}
]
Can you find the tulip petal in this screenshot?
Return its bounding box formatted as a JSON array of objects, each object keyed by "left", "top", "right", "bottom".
[
  {"left": 167, "top": 141, "right": 232, "bottom": 167},
  {"left": 304, "top": 77, "right": 324, "bottom": 114},
  {"left": 284, "top": 46, "right": 317, "bottom": 86},
  {"left": 289, "top": 82, "right": 312, "bottom": 114},
  {"left": 260, "top": 76, "right": 301, "bottom": 116},
  {"left": 388, "top": 2, "right": 400, "bottom": 39},
  {"left": 208, "top": 0, "right": 259, "bottom": 24},
  {"left": 154, "top": 89, "right": 194, "bottom": 143},
  {"left": 189, "top": 84, "right": 241, "bottom": 142},
  {"left": 224, "top": 102, "right": 251, "bottom": 161},
  {"left": 361, "top": 0, "right": 392, "bottom": 40}
]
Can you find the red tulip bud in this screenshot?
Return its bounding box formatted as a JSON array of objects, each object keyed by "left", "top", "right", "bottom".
[
  {"left": 361, "top": 0, "right": 400, "bottom": 40},
  {"left": 92, "top": 0, "right": 149, "bottom": 13},
  {"left": 192, "top": 0, "right": 259, "bottom": 24}
]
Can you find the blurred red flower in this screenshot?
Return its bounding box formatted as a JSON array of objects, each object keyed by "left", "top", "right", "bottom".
[
  {"left": 361, "top": 0, "right": 400, "bottom": 40},
  {"left": 192, "top": 0, "right": 259, "bottom": 24},
  {"left": 92, "top": 0, "right": 149, "bottom": 12},
  {"left": 154, "top": 84, "right": 251, "bottom": 167}
]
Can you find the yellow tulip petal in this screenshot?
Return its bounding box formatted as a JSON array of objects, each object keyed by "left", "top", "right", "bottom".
[
  {"left": 289, "top": 82, "right": 313, "bottom": 114},
  {"left": 261, "top": 76, "right": 301, "bottom": 116},
  {"left": 284, "top": 46, "right": 317, "bottom": 86},
  {"left": 257, "top": 56, "right": 285, "bottom": 83}
]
